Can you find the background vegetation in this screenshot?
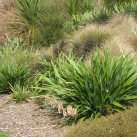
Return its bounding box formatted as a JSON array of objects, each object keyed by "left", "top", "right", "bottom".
[{"left": 0, "top": 0, "right": 137, "bottom": 136}]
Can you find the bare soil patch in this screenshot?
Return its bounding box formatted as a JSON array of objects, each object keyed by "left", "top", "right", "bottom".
[
  {"left": 0, "top": 0, "right": 15, "bottom": 48},
  {"left": 0, "top": 95, "right": 68, "bottom": 137}
]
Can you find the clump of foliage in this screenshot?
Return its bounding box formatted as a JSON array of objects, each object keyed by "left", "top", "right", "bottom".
[
  {"left": 16, "top": 0, "right": 46, "bottom": 46},
  {"left": 0, "top": 38, "right": 38, "bottom": 93},
  {"left": 92, "top": 8, "right": 112, "bottom": 23},
  {"left": 66, "top": 0, "right": 93, "bottom": 16},
  {"left": 16, "top": 0, "right": 68, "bottom": 46},
  {"left": 35, "top": 49, "right": 137, "bottom": 121},
  {"left": 11, "top": 84, "right": 30, "bottom": 103},
  {"left": 114, "top": 1, "right": 137, "bottom": 18},
  {"left": 70, "top": 25, "right": 111, "bottom": 58},
  {"left": 64, "top": 0, "right": 94, "bottom": 31},
  {"left": 66, "top": 0, "right": 82, "bottom": 16},
  {"left": 0, "top": 62, "right": 30, "bottom": 94},
  {"left": 39, "top": 15, "right": 65, "bottom": 45},
  {"left": 65, "top": 104, "right": 137, "bottom": 137},
  {"left": 63, "top": 12, "right": 93, "bottom": 32},
  {"left": 104, "top": 0, "right": 131, "bottom": 9},
  {"left": 38, "top": 0, "right": 66, "bottom": 45}
]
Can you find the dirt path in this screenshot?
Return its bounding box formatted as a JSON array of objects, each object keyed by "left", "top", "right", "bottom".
[{"left": 0, "top": 95, "right": 68, "bottom": 137}]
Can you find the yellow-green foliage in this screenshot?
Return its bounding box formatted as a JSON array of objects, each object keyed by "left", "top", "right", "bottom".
[
  {"left": 0, "top": 132, "right": 10, "bottom": 137},
  {"left": 0, "top": 38, "right": 41, "bottom": 93},
  {"left": 65, "top": 104, "right": 137, "bottom": 137},
  {"left": 11, "top": 84, "right": 30, "bottom": 103}
]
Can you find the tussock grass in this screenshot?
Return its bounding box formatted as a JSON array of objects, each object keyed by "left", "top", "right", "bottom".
[
  {"left": 105, "top": 15, "right": 137, "bottom": 56},
  {"left": 0, "top": 38, "right": 42, "bottom": 93},
  {"left": 11, "top": 84, "right": 30, "bottom": 103},
  {"left": 43, "top": 14, "right": 137, "bottom": 60},
  {"left": 65, "top": 24, "right": 112, "bottom": 58}
]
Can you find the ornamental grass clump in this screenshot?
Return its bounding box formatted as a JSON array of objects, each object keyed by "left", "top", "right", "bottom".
[
  {"left": 35, "top": 49, "right": 137, "bottom": 121},
  {"left": 0, "top": 38, "right": 39, "bottom": 94},
  {"left": 11, "top": 84, "right": 30, "bottom": 103}
]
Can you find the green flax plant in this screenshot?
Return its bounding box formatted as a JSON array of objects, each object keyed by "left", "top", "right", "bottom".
[
  {"left": 35, "top": 49, "right": 137, "bottom": 121},
  {"left": 16, "top": 0, "right": 46, "bottom": 47}
]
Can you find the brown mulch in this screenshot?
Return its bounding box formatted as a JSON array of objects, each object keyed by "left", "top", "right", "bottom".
[
  {"left": 0, "top": 0, "right": 15, "bottom": 48},
  {"left": 0, "top": 95, "right": 69, "bottom": 137}
]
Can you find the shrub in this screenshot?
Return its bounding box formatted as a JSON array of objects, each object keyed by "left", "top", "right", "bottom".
[
  {"left": 11, "top": 84, "right": 30, "bottom": 103},
  {"left": 63, "top": 0, "right": 94, "bottom": 32},
  {"left": 35, "top": 49, "right": 137, "bottom": 121},
  {"left": 65, "top": 104, "right": 137, "bottom": 137}
]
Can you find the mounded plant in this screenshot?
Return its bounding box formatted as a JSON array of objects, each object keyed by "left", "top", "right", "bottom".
[
  {"left": 35, "top": 49, "right": 137, "bottom": 121},
  {"left": 11, "top": 84, "right": 30, "bottom": 103},
  {"left": 69, "top": 24, "right": 111, "bottom": 58},
  {"left": 0, "top": 38, "right": 39, "bottom": 93},
  {"left": 0, "top": 62, "right": 30, "bottom": 94}
]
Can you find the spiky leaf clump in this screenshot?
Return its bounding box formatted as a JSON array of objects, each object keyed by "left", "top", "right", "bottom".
[{"left": 36, "top": 50, "right": 137, "bottom": 120}]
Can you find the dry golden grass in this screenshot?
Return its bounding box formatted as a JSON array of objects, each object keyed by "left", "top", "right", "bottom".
[
  {"left": 105, "top": 15, "right": 137, "bottom": 56},
  {"left": 43, "top": 14, "right": 137, "bottom": 63},
  {"left": 65, "top": 104, "right": 137, "bottom": 137},
  {"left": 64, "top": 24, "right": 112, "bottom": 59}
]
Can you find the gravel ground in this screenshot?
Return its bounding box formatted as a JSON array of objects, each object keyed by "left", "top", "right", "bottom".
[{"left": 0, "top": 95, "right": 68, "bottom": 137}]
